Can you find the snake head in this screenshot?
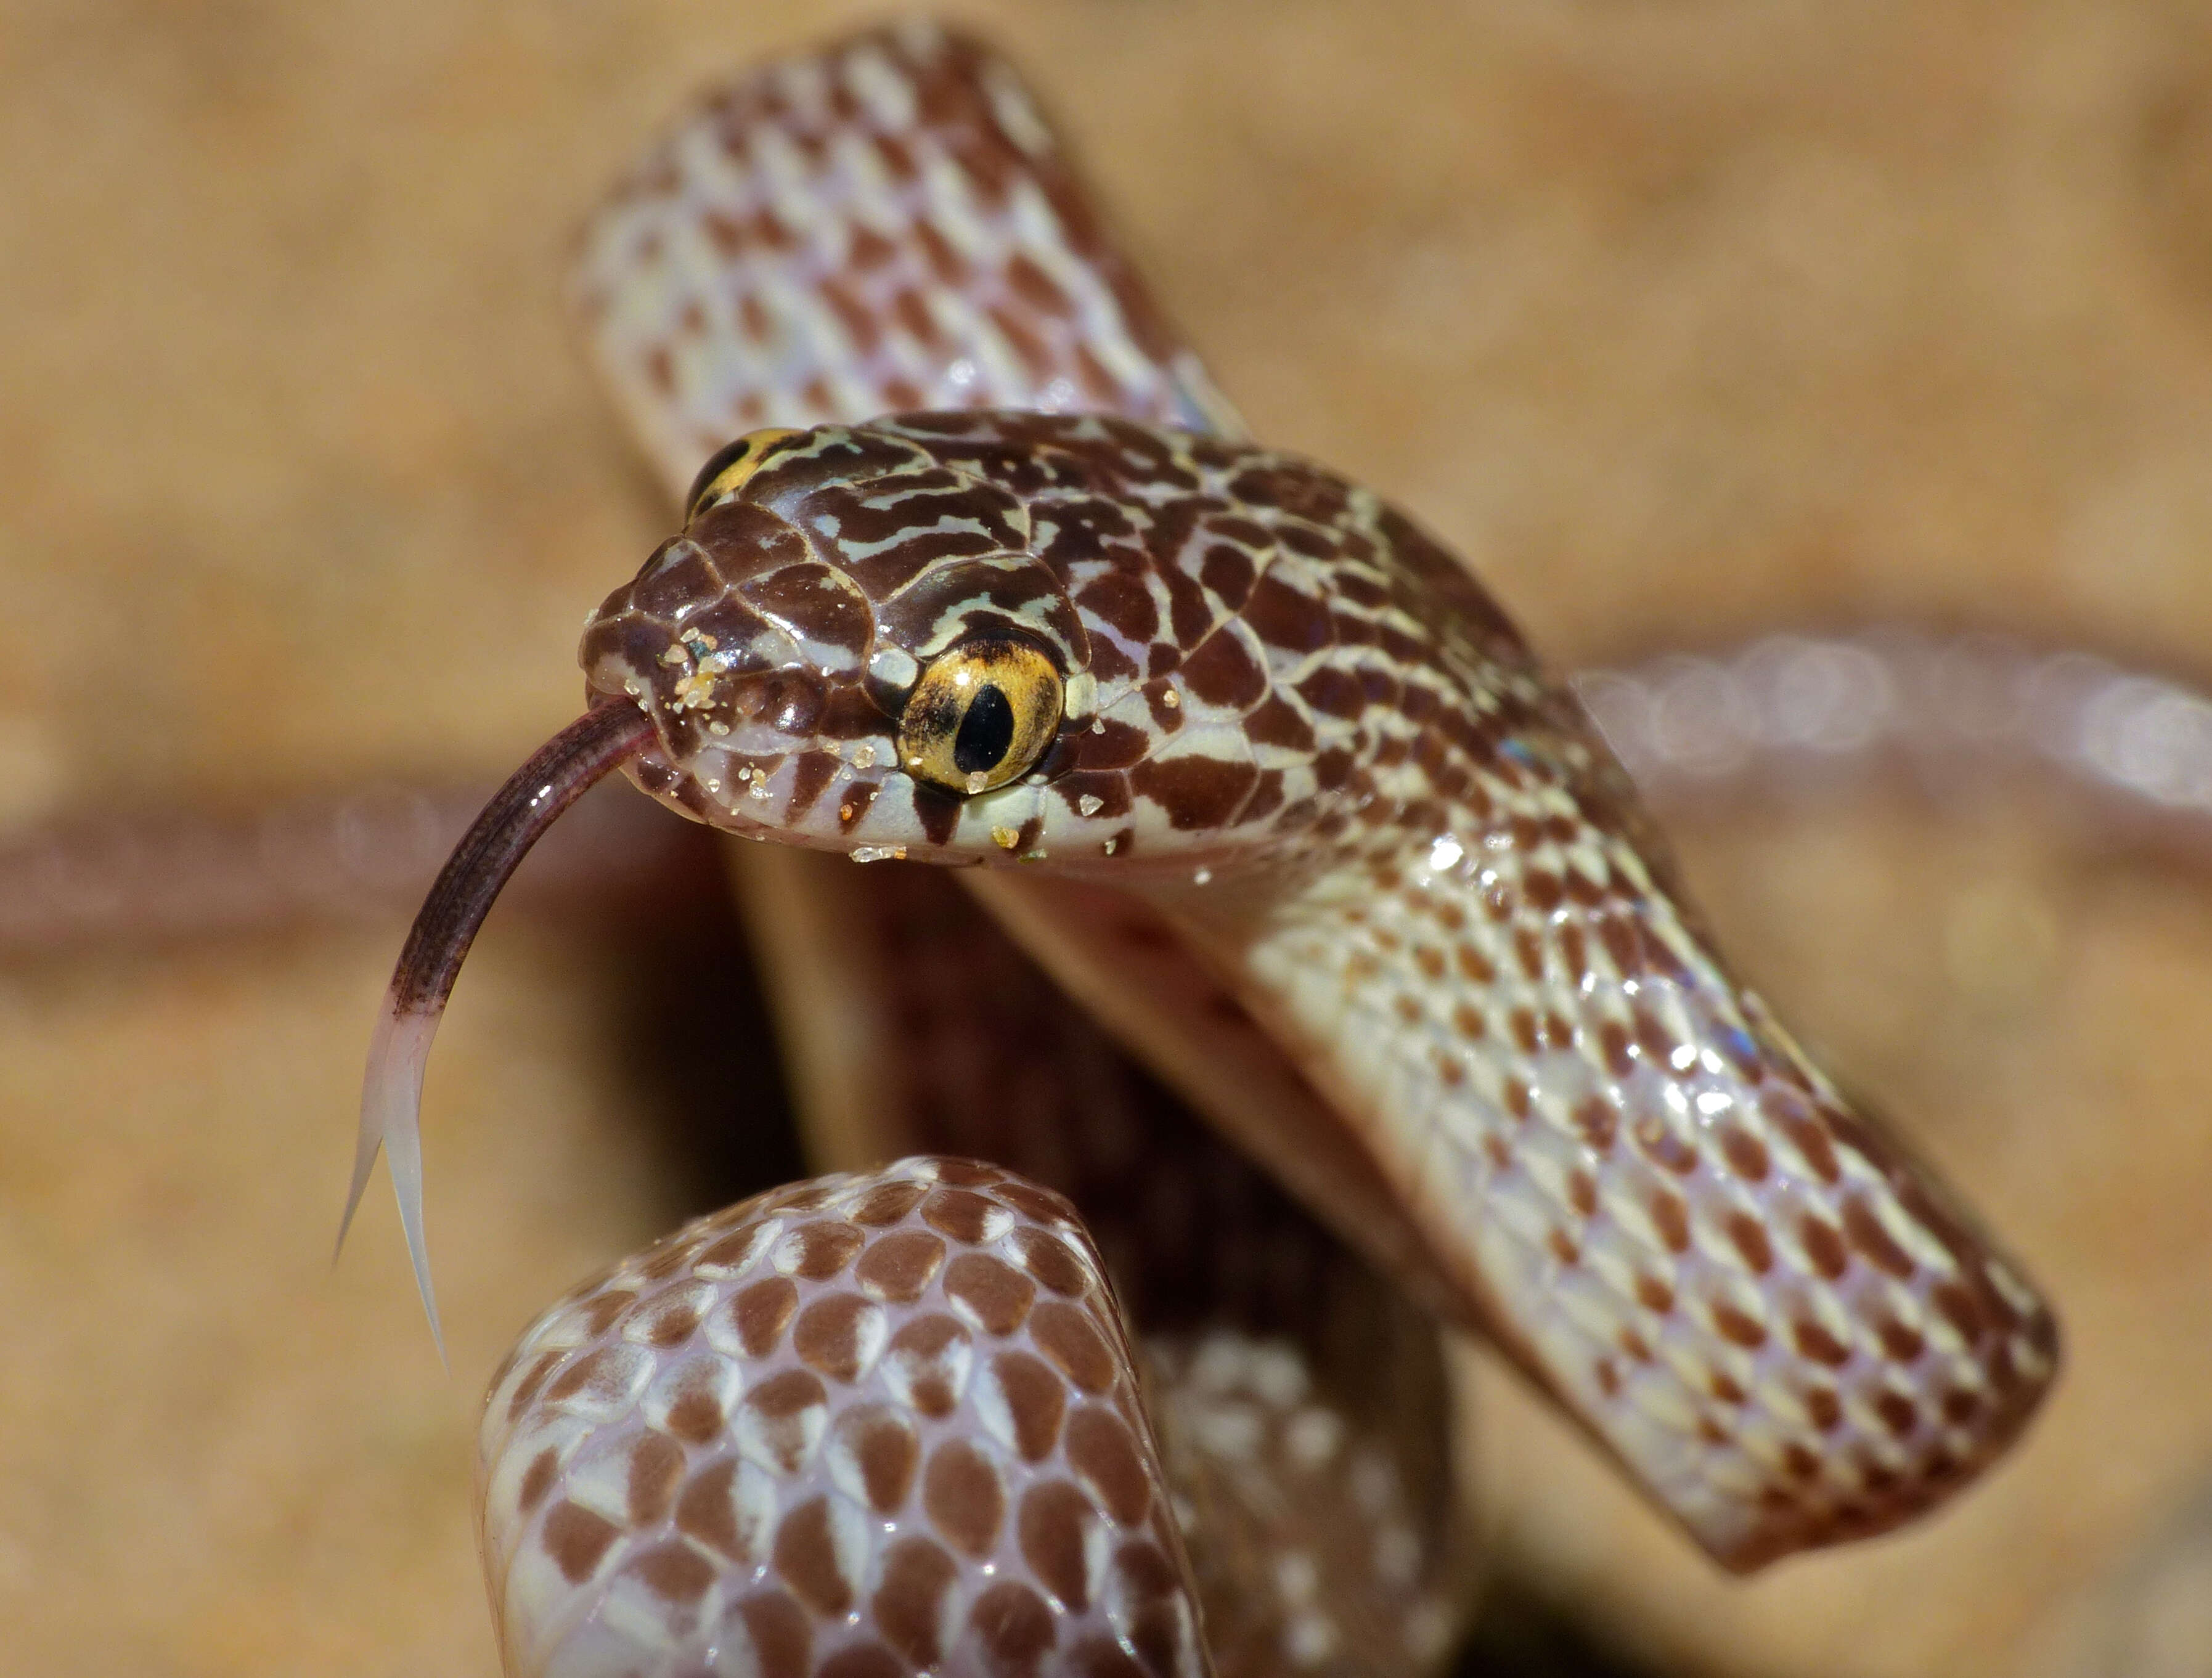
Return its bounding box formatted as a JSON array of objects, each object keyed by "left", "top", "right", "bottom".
[
  {"left": 581, "top": 413, "right": 1336, "bottom": 873},
  {"left": 582, "top": 421, "right": 1095, "bottom": 862}
]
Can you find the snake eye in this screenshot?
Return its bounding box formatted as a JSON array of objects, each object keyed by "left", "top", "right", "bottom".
[
  {"left": 897, "top": 639, "right": 1064, "bottom": 795},
  {"left": 685, "top": 428, "right": 806, "bottom": 521}
]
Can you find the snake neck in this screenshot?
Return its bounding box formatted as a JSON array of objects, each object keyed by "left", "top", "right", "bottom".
[{"left": 1146, "top": 725, "right": 2057, "bottom": 1565}]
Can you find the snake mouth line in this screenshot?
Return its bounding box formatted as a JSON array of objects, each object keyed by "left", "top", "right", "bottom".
[{"left": 337, "top": 699, "right": 655, "bottom": 1353}]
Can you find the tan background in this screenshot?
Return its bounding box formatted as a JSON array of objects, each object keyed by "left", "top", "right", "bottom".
[{"left": 7, "top": 1, "right": 2212, "bottom": 1673}]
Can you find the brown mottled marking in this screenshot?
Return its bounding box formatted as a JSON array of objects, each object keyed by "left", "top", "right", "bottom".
[
  {"left": 1649, "top": 1191, "right": 1692, "bottom": 1254},
  {"left": 1029, "top": 1301, "right": 1116, "bottom": 1392},
  {"left": 518, "top": 1448, "right": 559, "bottom": 1514},
  {"left": 884, "top": 1314, "right": 974, "bottom": 1417},
  {"left": 544, "top": 1346, "right": 629, "bottom": 1408},
  {"left": 970, "top": 1579, "right": 1058, "bottom": 1677},
  {"left": 1712, "top": 1303, "right": 1769, "bottom": 1350},
  {"left": 631, "top": 1289, "right": 704, "bottom": 1346},
  {"left": 851, "top": 1180, "right": 931, "bottom": 1225},
  {"left": 1877, "top": 1318, "right": 1927, "bottom": 1363},
  {"left": 696, "top": 1223, "right": 774, "bottom": 1274},
  {"left": 543, "top": 1500, "right": 620, "bottom": 1584},
  {"left": 674, "top": 1460, "right": 752, "bottom": 1563},
  {"left": 737, "top": 1591, "right": 813, "bottom": 1678},
  {"left": 633, "top": 1542, "right": 715, "bottom": 1605},
  {"left": 987, "top": 1352, "right": 1069, "bottom": 1462},
  {"left": 1018, "top": 1480, "right": 1098, "bottom": 1611},
  {"left": 1726, "top": 1213, "right": 1776, "bottom": 1275},
  {"left": 1112, "top": 1542, "right": 1193, "bottom": 1674},
  {"left": 1799, "top": 1216, "right": 1851, "bottom": 1281},
  {"left": 1842, "top": 1197, "right": 1918, "bottom": 1280},
  {"left": 924, "top": 1437, "right": 1007, "bottom": 1557},
  {"left": 943, "top": 1252, "right": 1037, "bottom": 1335},
  {"left": 576, "top": 1290, "right": 636, "bottom": 1336},
  {"left": 855, "top": 1229, "right": 947, "bottom": 1301},
  {"left": 1717, "top": 1126, "right": 1771, "bottom": 1182},
  {"left": 743, "top": 1368, "right": 830, "bottom": 1473},
  {"left": 923, "top": 1188, "right": 1010, "bottom": 1245},
  {"left": 830, "top": 1403, "right": 921, "bottom": 1513},
  {"left": 793, "top": 1292, "right": 886, "bottom": 1382},
  {"left": 731, "top": 1276, "right": 801, "bottom": 1356},
  {"left": 626, "top": 1432, "right": 685, "bottom": 1524},
  {"left": 1064, "top": 1406, "right": 1150, "bottom": 1525},
  {"left": 1874, "top": 1391, "right": 1920, "bottom": 1438},
  {"left": 875, "top": 1536, "right": 960, "bottom": 1667},
  {"left": 773, "top": 1496, "right": 855, "bottom": 1616},
  {"left": 661, "top": 1361, "right": 730, "bottom": 1444},
  {"left": 1005, "top": 1226, "right": 1088, "bottom": 1296},
  {"left": 776, "top": 1220, "right": 867, "bottom": 1279},
  {"left": 818, "top": 1642, "right": 906, "bottom": 1678}
]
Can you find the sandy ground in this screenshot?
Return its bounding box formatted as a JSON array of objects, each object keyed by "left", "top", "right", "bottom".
[{"left": 7, "top": 1, "right": 2212, "bottom": 1673}]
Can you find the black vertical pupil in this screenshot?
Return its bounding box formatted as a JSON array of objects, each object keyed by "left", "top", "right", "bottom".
[{"left": 953, "top": 684, "right": 1016, "bottom": 776}]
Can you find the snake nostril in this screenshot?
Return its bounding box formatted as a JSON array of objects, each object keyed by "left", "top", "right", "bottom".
[{"left": 732, "top": 670, "right": 823, "bottom": 736}]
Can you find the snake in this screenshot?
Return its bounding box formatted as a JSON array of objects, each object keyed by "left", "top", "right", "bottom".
[{"left": 326, "top": 23, "right": 2065, "bottom": 1677}]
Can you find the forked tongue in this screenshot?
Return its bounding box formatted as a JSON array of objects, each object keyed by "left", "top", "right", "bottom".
[{"left": 337, "top": 701, "right": 655, "bottom": 1356}]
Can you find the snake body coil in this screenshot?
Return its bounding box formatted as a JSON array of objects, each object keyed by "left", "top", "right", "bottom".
[{"left": 343, "top": 23, "right": 2060, "bottom": 1675}]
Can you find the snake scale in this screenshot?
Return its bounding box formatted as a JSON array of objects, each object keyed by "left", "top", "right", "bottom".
[{"left": 335, "top": 23, "right": 2060, "bottom": 1676}]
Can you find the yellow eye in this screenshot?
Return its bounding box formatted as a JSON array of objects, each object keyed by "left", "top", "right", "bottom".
[
  {"left": 897, "top": 640, "right": 1064, "bottom": 795},
  {"left": 685, "top": 428, "right": 806, "bottom": 521}
]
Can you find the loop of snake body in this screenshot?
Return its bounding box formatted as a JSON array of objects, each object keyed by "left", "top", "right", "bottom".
[{"left": 334, "top": 23, "right": 2062, "bottom": 1677}]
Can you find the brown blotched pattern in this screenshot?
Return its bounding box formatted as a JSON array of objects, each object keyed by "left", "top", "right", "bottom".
[
  {"left": 849, "top": 864, "right": 1474, "bottom": 1675},
  {"left": 1149, "top": 1332, "right": 1460, "bottom": 1678},
  {"left": 572, "top": 18, "right": 1238, "bottom": 499},
  {"left": 480, "top": 1159, "right": 1208, "bottom": 1678}
]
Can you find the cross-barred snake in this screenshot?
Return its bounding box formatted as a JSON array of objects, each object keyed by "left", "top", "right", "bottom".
[{"left": 314, "top": 23, "right": 2092, "bottom": 1675}]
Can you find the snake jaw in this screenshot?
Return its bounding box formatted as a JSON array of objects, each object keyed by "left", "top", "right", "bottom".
[{"left": 338, "top": 701, "right": 656, "bottom": 1349}]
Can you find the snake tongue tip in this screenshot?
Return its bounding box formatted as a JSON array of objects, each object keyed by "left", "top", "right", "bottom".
[{"left": 343, "top": 1000, "right": 448, "bottom": 1366}]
